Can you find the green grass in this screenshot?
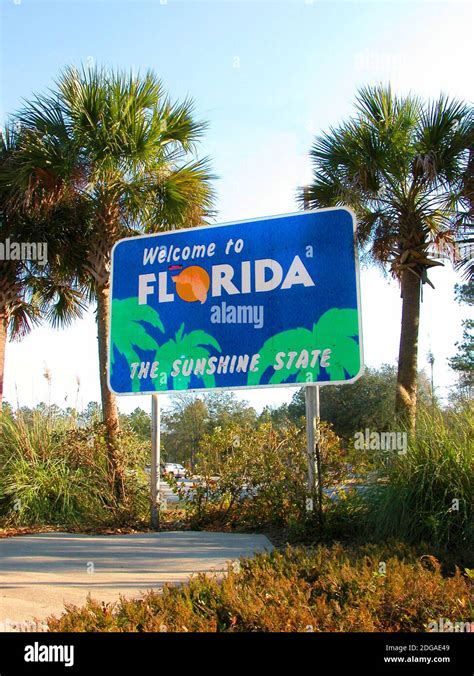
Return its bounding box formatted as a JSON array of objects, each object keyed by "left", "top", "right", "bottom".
[
  {"left": 0, "top": 410, "right": 150, "bottom": 527},
  {"left": 364, "top": 410, "right": 474, "bottom": 551}
]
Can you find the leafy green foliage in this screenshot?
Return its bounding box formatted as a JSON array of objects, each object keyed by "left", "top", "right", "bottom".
[
  {"left": 455, "top": 282, "right": 474, "bottom": 306},
  {"left": 121, "top": 407, "right": 151, "bottom": 442},
  {"left": 162, "top": 397, "right": 209, "bottom": 467},
  {"left": 364, "top": 410, "right": 474, "bottom": 551},
  {"left": 161, "top": 392, "right": 256, "bottom": 466},
  {"left": 174, "top": 420, "right": 340, "bottom": 530},
  {"left": 0, "top": 125, "right": 87, "bottom": 368},
  {"left": 5, "top": 65, "right": 216, "bottom": 244},
  {"left": 1, "top": 65, "right": 216, "bottom": 482},
  {"left": 301, "top": 86, "right": 473, "bottom": 282},
  {"left": 285, "top": 365, "right": 435, "bottom": 440},
  {"left": 300, "top": 85, "right": 473, "bottom": 424},
  {"left": 449, "top": 281, "right": 473, "bottom": 400},
  {"left": 0, "top": 409, "right": 150, "bottom": 527},
  {"left": 450, "top": 320, "right": 474, "bottom": 383}
]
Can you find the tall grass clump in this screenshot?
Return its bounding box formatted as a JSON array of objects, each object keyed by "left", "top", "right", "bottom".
[
  {"left": 364, "top": 409, "right": 473, "bottom": 551},
  {"left": 0, "top": 409, "right": 150, "bottom": 527}
]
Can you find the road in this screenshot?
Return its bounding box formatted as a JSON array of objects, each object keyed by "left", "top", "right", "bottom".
[
  {"left": 159, "top": 479, "right": 188, "bottom": 506},
  {"left": 0, "top": 531, "right": 272, "bottom": 629}
]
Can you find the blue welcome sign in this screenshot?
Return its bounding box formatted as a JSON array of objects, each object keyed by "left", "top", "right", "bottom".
[{"left": 108, "top": 208, "right": 363, "bottom": 394}]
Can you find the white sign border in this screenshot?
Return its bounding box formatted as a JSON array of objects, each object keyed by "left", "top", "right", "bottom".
[{"left": 108, "top": 206, "right": 364, "bottom": 396}]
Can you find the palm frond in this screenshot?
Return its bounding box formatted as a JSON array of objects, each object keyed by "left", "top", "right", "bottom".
[{"left": 302, "top": 84, "right": 473, "bottom": 279}]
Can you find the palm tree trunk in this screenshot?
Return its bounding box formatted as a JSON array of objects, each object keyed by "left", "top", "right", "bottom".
[
  {"left": 395, "top": 269, "right": 421, "bottom": 432},
  {"left": 0, "top": 311, "right": 7, "bottom": 412},
  {"left": 96, "top": 283, "right": 124, "bottom": 500}
]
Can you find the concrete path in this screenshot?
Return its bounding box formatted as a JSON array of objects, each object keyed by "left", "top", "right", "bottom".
[{"left": 0, "top": 531, "right": 272, "bottom": 628}]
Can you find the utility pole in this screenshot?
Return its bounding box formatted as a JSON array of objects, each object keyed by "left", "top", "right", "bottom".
[{"left": 151, "top": 393, "right": 161, "bottom": 530}]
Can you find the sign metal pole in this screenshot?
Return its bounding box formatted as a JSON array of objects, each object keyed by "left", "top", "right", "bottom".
[
  {"left": 301, "top": 194, "right": 324, "bottom": 528},
  {"left": 305, "top": 384, "right": 322, "bottom": 527},
  {"left": 151, "top": 393, "right": 161, "bottom": 530}
]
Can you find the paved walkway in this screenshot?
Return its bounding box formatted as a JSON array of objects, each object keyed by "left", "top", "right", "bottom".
[{"left": 0, "top": 531, "right": 272, "bottom": 628}]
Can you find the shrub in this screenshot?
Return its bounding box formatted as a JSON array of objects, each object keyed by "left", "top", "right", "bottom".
[
  {"left": 47, "top": 542, "right": 473, "bottom": 632},
  {"left": 0, "top": 410, "right": 150, "bottom": 527},
  {"left": 364, "top": 409, "right": 474, "bottom": 551},
  {"left": 174, "top": 421, "right": 343, "bottom": 530}
]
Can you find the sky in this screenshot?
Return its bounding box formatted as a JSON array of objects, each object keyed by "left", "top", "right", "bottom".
[{"left": 0, "top": 0, "right": 472, "bottom": 414}]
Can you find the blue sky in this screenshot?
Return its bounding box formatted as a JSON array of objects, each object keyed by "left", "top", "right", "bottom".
[{"left": 1, "top": 0, "right": 472, "bottom": 413}]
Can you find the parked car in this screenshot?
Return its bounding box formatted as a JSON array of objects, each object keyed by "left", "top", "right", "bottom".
[{"left": 163, "top": 463, "right": 186, "bottom": 478}]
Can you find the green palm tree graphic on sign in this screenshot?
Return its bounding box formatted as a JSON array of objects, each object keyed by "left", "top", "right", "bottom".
[
  {"left": 248, "top": 308, "right": 360, "bottom": 386},
  {"left": 111, "top": 297, "right": 164, "bottom": 392},
  {"left": 154, "top": 323, "right": 221, "bottom": 391}
]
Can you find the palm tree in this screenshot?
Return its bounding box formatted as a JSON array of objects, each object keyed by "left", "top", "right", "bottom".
[
  {"left": 248, "top": 308, "right": 360, "bottom": 386},
  {"left": 454, "top": 138, "right": 473, "bottom": 281},
  {"left": 0, "top": 249, "right": 40, "bottom": 411},
  {"left": 0, "top": 125, "right": 86, "bottom": 411},
  {"left": 2, "top": 66, "right": 215, "bottom": 495},
  {"left": 300, "top": 85, "right": 473, "bottom": 430}
]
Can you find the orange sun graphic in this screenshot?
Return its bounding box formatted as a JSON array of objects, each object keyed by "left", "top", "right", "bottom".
[{"left": 172, "top": 265, "right": 210, "bottom": 304}]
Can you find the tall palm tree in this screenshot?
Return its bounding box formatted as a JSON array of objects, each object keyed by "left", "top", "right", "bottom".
[
  {"left": 455, "top": 145, "right": 473, "bottom": 281},
  {"left": 2, "top": 66, "right": 215, "bottom": 496},
  {"left": 300, "top": 85, "right": 473, "bottom": 430},
  {"left": 0, "top": 125, "right": 86, "bottom": 411}
]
